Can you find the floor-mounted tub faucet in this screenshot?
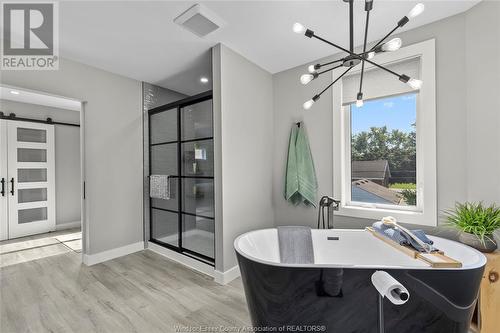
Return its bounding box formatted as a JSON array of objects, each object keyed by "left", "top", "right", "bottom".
[{"left": 317, "top": 196, "right": 340, "bottom": 229}]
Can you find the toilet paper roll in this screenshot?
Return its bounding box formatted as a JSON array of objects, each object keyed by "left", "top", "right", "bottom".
[{"left": 371, "top": 271, "right": 410, "bottom": 305}]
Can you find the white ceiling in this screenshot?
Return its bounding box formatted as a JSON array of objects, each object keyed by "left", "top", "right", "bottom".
[
  {"left": 0, "top": 86, "right": 82, "bottom": 111},
  {"left": 59, "top": 1, "right": 479, "bottom": 94}
]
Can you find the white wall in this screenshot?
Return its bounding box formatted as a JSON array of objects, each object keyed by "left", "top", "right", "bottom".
[
  {"left": 465, "top": 1, "right": 500, "bottom": 204},
  {"left": 0, "top": 100, "right": 81, "bottom": 226},
  {"left": 54, "top": 125, "right": 81, "bottom": 225},
  {"left": 1, "top": 57, "right": 143, "bottom": 254},
  {"left": 272, "top": 2, "right": 499, "bottom": 240},
  {"left": 213, "top": 44, "right": 275, "bottom": 271}
]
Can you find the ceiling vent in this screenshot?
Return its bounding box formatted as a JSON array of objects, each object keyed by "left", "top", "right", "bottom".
[{"left": 174, "top": 4, "right": 225, "bottom": 38}]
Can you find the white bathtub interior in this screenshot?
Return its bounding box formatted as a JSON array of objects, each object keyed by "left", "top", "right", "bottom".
[{"left": 235, "top": 228, "right": 486, "bottom": 270}]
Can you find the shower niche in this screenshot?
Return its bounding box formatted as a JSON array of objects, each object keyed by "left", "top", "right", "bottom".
[{"left": 148, "top": 92, "right": 215, "bottom": 265}]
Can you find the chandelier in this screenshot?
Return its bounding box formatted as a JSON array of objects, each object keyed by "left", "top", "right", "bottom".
[{"left": 294, "top": 0, "right": 425, "bottom": 110}]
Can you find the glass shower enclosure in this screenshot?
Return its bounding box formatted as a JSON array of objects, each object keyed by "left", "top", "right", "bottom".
[{"left": 148, "top": 91, "right": 214, "bottom": 265}]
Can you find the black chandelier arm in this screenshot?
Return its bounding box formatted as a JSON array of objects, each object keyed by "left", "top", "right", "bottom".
[
  {"left": 317, "top": 67, "right": 353, "bottom": 98},
  {"left": 349, "top": 0, "right": 354, "bottom": 53},
  {"left": 318, "top": 64, "right": 343, "bottom": 75},
  {"left": 315, "top": 58, "right": 344, "bottom": 70},
  {"left": 358, "top": 8, "right": 371, "bottom": 96},
  {"left": 311, "top": 33, "right": 401, "bottom": 79},
  {"left": 369, "top": 25, "right": 399, "bottom": 52}
]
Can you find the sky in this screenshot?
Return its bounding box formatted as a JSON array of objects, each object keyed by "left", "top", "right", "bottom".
[{"left": 351, "top": 93, "right": 417, "bottom": 134}]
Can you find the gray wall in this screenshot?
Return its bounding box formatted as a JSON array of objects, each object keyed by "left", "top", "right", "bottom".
[
  {"left": 272, "top": 2, "right": 499, "bottom": 240},
  {"left": 213, "top": 44, "right": 275, "bottom": 271},
  {"left": 465, "top": 1, "right": 500, "bottom": 204},
  {"left": 0, "top": 100, "right": 81, "bottom": 226},
  {"left": 1, "top": 57, "right": 143, "bottom": 254}
]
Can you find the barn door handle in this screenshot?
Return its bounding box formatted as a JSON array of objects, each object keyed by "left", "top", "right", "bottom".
[
  {"left": 10, "top": 178, "right": 14, "bottom": 196},
  {"left": 0, "top": 178, "right": 5, "bottom": 196}
]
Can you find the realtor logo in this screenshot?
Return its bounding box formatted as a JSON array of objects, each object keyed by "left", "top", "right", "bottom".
[{"left": 1, "top": 2, "right": 59, "bottom": 70}]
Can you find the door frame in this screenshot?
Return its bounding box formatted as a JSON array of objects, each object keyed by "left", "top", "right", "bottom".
[
  {"left": 0, "top": 120, "right": 7, "bottom": 240},
  {"left": 0, "top": 85, "right": 87, "bottom": 259}
]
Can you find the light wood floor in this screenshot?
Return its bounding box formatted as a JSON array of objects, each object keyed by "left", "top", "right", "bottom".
[
  {"left": 0, "top": 233, "right": 250, "bottom": 332},
  {"left": 1, "top": 228, "right": 82, "bottom": 268}
]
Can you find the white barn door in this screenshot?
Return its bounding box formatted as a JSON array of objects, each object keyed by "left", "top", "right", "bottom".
[{"left": 7, "top": 121, "right": 56, "bottom": 238}]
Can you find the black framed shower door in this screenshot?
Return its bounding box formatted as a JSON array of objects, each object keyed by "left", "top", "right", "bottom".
[{"left": 148, "top": 91, "right": 215, "bottom": 266}]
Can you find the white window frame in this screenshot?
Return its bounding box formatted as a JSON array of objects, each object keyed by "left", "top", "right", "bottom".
[{"left": 332, "top": 39, "right": 437, "bottom": 226}]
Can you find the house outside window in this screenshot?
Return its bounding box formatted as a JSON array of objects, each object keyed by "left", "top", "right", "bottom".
[{"left": 332, "top": 39, "right": 437, "bottom": 226}]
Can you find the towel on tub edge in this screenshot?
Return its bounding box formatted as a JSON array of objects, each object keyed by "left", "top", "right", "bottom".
[{"left": 277, "top": 226, "right": 314, "bottom": 264}]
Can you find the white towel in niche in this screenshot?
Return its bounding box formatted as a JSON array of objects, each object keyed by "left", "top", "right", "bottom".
[{"left": 150, "top": 175, "right": 170, "bottom": 200}]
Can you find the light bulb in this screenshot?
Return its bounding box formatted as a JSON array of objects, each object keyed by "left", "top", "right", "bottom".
[
  {"left": 407, "top": 3, "right": 425, "bottom": 19},
  {"left": 407, "top": 78, "right": 423, "bottom": 89},
  {"left": 308, "top": 65, "right": 316, "bottom": 73},
  {"left": 367, "top": 51, "right": 375, "bottom": 60},
  {"left": 382, "top": 38, "right": 402, "bottom": 52},
  {"left": 293, "top": 23, "right": 306, "bottom": 34},
  {"left": 303, "top": 99, "right": 315, "bottom": 110},
  {"left": 300, "top": 74, "right": 314, "bottom": 85},
  {"left": 356, "top": 92, "right": 364, "bottom": 107}
]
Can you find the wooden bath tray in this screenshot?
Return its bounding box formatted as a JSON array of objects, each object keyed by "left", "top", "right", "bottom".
[{"left": 366, "top": 227, "right": 462, "bottom": 268}]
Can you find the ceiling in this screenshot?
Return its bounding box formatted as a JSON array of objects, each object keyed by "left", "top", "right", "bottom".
[
  {"left": 59, "top": 1, "right": 479, "bottom": 95},
  {"left": 0, "top": 86, "right": 82, "bottom": 111}
]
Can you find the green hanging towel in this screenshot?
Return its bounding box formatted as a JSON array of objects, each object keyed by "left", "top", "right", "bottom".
[
  {"left": 284, "top": 122, "right": 318, "bottom": 207},
  {"left": 285, "top": 125, "right": 299, "bottom": 203}
]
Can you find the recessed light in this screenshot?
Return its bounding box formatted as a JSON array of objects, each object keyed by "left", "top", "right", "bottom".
[
  {"left": 10, "top": 90, "right": 20, "bottom": 95},
  {"left": 200, "top": 77, "right": 209, "bottom": 84}
]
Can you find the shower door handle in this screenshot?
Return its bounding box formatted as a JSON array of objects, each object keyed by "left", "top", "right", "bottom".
[
  {"left": 0, "top": 178, "right": 4, "bottom": 196},
  {"left": 10, "top": 178, "right": 14, "bottom": 196}
]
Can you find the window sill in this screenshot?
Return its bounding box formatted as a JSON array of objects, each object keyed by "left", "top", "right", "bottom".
[{"left": 336, "top": 204, "right": 437, "bottom": 227}]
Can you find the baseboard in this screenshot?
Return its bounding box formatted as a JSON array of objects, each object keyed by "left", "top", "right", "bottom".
[
  {"left": 55, "top": 221, "right": 81, "bottom": 230},
  {"left": 83, "top": 241, "right": 145, "bottom": 266},
  {"left": 214, "top": 265, "right": 240, "bottom": 285},
  {"left": 147, "top": 241, "right": 215, "bottom": 278}
]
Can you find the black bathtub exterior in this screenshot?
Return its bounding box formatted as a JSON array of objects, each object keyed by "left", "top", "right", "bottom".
[{"left": 236, "top": 252, "right": 484, "bottom": 333}]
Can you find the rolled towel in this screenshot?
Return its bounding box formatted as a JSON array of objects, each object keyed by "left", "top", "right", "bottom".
[
  {"left": 411, "top": 230, "right": 433, "bottom": 245},
  {"left": 321, "top": 269, "right": 344, "bottom": 297},
  {"left": 372, "top": 221, "right": 435, "bottom": 252}
]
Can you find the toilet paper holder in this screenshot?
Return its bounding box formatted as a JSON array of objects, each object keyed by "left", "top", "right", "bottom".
[{"left": 371, "top": 270, "right": 410, "bottom": 333}]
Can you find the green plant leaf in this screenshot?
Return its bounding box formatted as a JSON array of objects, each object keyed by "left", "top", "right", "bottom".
[{"left": 443, "top": 202, "right": 500, "bottom": 245}]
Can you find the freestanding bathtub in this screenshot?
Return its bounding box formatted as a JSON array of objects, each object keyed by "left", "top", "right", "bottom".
[{"left": 234, "top": 228, "right": 486, "bottom": 333}]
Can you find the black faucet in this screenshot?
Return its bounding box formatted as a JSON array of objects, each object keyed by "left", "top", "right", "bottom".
[{"left": 317, "top": 196, "right": 340, "bottom": 229}]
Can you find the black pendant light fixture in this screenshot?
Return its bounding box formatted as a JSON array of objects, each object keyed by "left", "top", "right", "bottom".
[{"left": 294, "top": 0, "right": 425, "bottom": 110}]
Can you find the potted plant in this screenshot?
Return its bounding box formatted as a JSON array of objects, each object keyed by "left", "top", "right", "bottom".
[{"left": 444, "top": 202, "right": 500, "bottom": 253}]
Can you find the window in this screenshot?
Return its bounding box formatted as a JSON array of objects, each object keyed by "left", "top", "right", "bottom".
[
  {"left": 350, "top": 93, "right": 417, "bottom": 207},
  {"left": 332, "top": 39, "right": 436, "bottom": 226}
]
